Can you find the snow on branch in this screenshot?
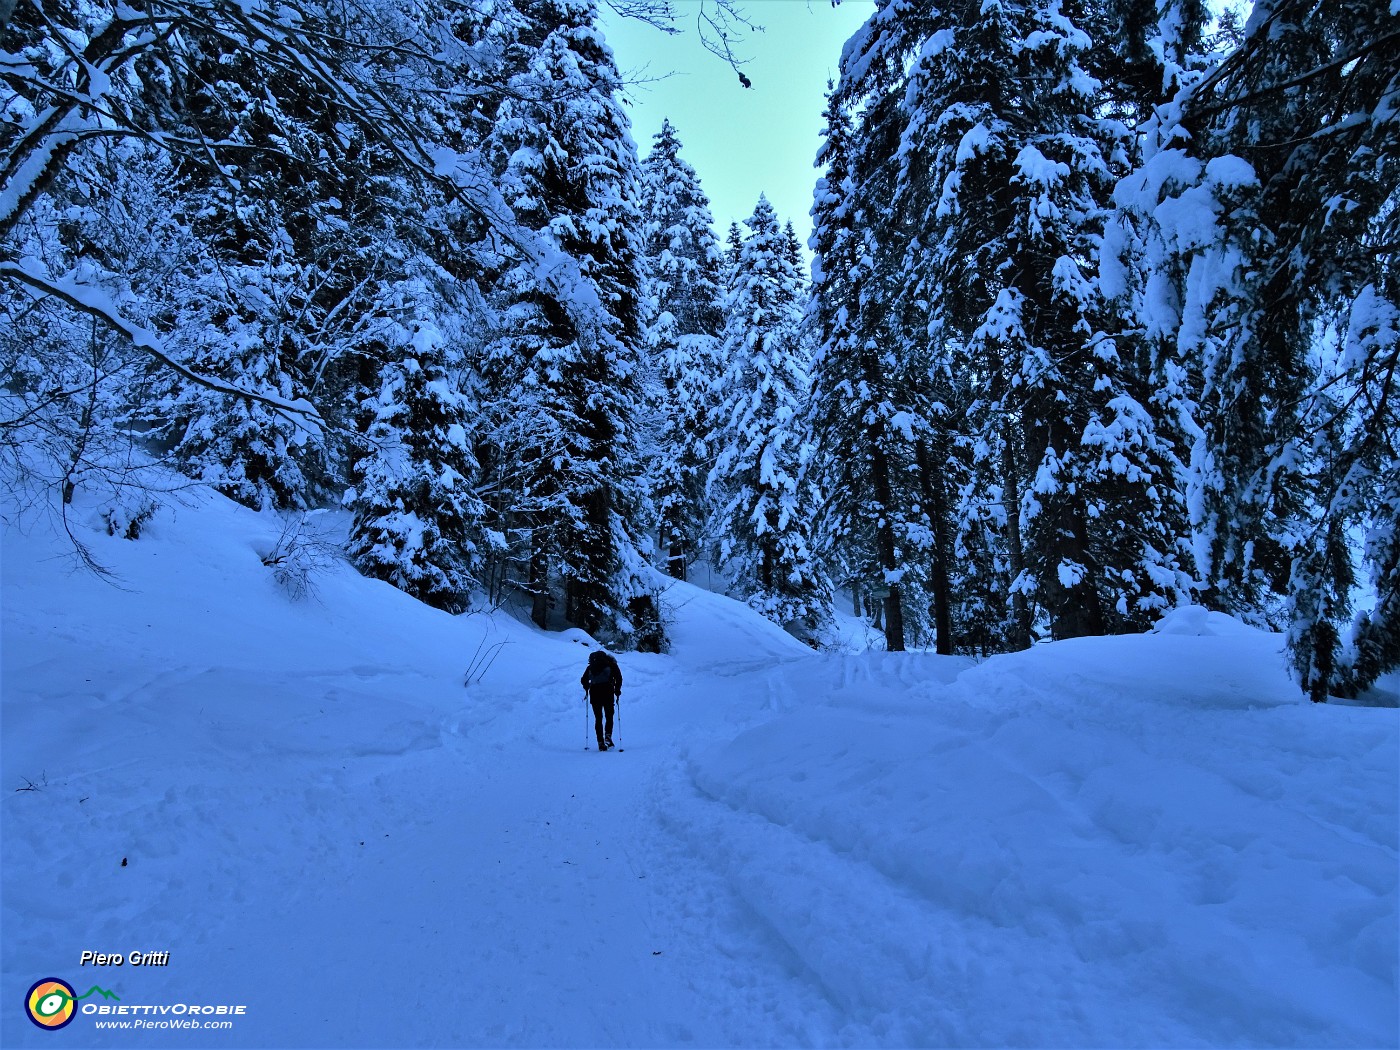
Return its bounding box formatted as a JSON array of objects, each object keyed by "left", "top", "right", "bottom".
[
  {"left": 3, "top": 0, "right": 613, "bottom": 386},
  {"left": 0, "top": 261, "right": 323, "bottom": 433}
]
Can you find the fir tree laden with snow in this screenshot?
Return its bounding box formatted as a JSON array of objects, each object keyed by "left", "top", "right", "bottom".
[
  {"left": 887, "top": 0, "right": 1193, "bottom": 642},
  {"left": 2, "top": 0, "right": 549, "bottom": 518},
  {"left": 2, "top": 0, "right": 515, "bottom": 518},
  {"left": 481, "top": 0, "right": 662, "bottom": 649},
  {"left": 807, "top": 79, "right": 952, "bottom": 653},
  {"left": 346, "top": 304, "right": 486, "bottom": 614},
  {"left": 710, "top": 195, "right": 832, "bottom": 637},
  {"left": 3, "top": 3, "right": 332, "bottom": 513},
  {"left": 1242, "top": 0, "right": 1397, "bottom": 702},
  {"left": 1117, "top": 0, "right": 1399, "bottom": 699},
  {"left": 637, "top": 119, "right": 725, "bottom": 582},
  {"left": 638, "top": 119, "right": 725, "bottom": 340}
]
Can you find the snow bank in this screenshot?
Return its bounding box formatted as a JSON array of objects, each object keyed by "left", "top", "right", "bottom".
[{"left": 668, "top": 622, "right": 1397, "bottom": 1046}]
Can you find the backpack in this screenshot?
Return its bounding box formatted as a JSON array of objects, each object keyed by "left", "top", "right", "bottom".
[{"left": 586, "top": 650, "right": 614, "bottom": 689}]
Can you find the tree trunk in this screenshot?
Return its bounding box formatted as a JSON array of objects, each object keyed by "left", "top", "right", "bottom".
[
  {"left": 915, "top": 439, "right": 955, "bottom": 655},
  {"left": 666, "top": 539, "right": 687, "bottom": 582},
  {"left": 1001, "top": 432, "right": 1033, "bottom": 650},
  {"left": 1046, "top": 503, "right": 1106, "bottom": 640},
  {"left": 529, "top": 533, "right": 550, "bottom": 630},
  {"left": 869, "top": 446, "right": 906, "bottom": 652}
]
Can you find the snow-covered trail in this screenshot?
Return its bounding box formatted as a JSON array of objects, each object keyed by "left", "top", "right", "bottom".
[
  {"left": 175, "top": 654, "right": 842, "bottom": 1049},
  {"left": 1, "top": 500, "right": 840, "bottom": 1047},
  {"left": 652, "top": 657, "right": 1396, "bottom": 1048},
  {"left": 1, "top": 662, "right": 761, "bottom": 1049},
  {"left": 182, "top": 726, "right": 721, "bottom": 1047}
]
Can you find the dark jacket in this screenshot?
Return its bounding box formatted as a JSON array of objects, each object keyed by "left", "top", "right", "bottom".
[{"left": 581, "top": 652, "right": 622, "bottom": 701}]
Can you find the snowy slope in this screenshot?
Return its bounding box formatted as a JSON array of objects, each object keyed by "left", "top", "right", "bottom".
[{"left": 2, "top": 485, "right": 1396, "bottom": 1048}]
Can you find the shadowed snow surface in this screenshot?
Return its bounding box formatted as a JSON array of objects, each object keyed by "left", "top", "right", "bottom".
[{"left": 2, "top": 488, "right": 1396, "bottom": 1047}]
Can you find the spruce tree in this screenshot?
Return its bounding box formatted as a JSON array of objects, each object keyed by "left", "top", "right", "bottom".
[
  {"left": 2, "top": 0, "right": 535, "bottom": 524},
  {"left": 808, "top": 81, "right": 948, "bottom": 652},
  {"left": 638, "top": 119, "right": 725, "bottom": 338},
  {"left": 144, "top": 23, "right": 337, "bottom": 511},
  {"left": 711, "top": 195, "right": 832, "bottom": 636},
  {"left": 891, "top": 0, "right": 1193, "bottom": 641},
  {"left": 637, "top": 119, "right": 725, "bottom": 581},
  {"left": 482, "top": 0, "right": 662, "bottom": 648},
  {"left": 1119, "top": 0, "right": 1399, "bottom": 697},
  {"left": 346, "top": 303, "right": 486, "bottom": 613}
]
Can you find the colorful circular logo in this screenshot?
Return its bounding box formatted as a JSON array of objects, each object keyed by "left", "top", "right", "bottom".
[{"left": 26, "top": 979, "right": 77, "bottom": 1030}]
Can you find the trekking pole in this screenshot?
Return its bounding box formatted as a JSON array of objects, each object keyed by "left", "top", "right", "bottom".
[
  {"left": 583, "top": 688, "right": 589, "bottom": 750},
  {"left": 615, "top": 691, "right": 622, "bottom": 748}
]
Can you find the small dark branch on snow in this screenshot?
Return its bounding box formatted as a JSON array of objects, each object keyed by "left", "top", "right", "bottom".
[
  {"left": 58, "top": 501, "right": 125, "bottom": 583},
  {"left": 261, "top": 513, "right": 344, "bottom": 602},
  {"left": 464, "top": 635, "right": 509, "bottom": 686}
]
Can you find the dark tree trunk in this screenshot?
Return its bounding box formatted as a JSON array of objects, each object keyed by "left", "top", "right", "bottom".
[
  {"left": 529, "top": 533, "right": 550, "bottom": 630},
  {"left": 666, "top": 539, "right": 687, "bottom": 582},
  {"left": 869, "top": 445, "right": 906, "bottom": 652},
  {"left": 1001, "top": 432, "right": 1033, "bottom": 650},
  {"left": 569, "top": 484, "right": 614, "bottom": 636},
  {"left": 1045, "top": 503, "right": 1107, "bottom": 640},
  {"left": 915, "top": 439, "right": 955, "bottom": 655}
]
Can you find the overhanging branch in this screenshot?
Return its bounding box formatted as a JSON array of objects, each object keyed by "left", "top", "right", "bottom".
[{"left": 0, "top": 261, "right": 325, "bottom": 432}]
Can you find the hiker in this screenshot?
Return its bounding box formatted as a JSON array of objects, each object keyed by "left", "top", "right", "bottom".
[{"left": 581, "top": 649, "right": 622, "bottom": 751}]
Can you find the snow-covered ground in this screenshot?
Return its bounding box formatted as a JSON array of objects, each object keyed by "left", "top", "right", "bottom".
[{"left": 3, "top": 484, "right": 1396, "bottom": 1048}]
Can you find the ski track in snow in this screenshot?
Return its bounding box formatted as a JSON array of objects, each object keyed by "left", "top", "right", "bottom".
[{"left": 2, "top": 496, "right": 1397, "bottom": 1048}]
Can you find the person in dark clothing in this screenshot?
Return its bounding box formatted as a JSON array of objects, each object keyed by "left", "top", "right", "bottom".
[{"left": 581, "top": 649, "right": 623, "bottom": 751}]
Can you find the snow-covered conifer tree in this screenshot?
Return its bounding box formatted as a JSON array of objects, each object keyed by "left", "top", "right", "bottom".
[
  {"left": 636, "top": 119, "right": 725, "bottom": 581},
  {"left": 2, "top": 0, "right": 534, "bottom": 524},
  {"left": 1118, "top": 0, "right": 1398, "bottom": 697},
  {"left": 807, "top": 76, "right": 951, "bottom": 653},
  {"left": 141, "top": 20, "right": 352, "bottom": 510},
  {"left": 711, "top": 195, "right": 831, "bottom": 636},
  {"left": 346, "top": 300, "right": 487, "bottom": 613},
  {"left": 481, "top": 0, "right": 662, "bottom": 648},
  {"left": 724, "top": 221, "right": 744, "bottom": 273},
  {"left": 639, "top": 118, "right": 725, "bottom": 339},
  {"left": 891, "top": 0, "right": 1193, "bottom": 641}
]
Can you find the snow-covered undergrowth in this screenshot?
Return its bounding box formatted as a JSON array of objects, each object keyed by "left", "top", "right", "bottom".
[{"left": 3, "top": 483, "right": 1396, "bottom": 1048}]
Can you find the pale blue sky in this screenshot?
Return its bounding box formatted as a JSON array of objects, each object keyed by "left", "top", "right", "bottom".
[{"left": 598, "top": 0, "right": 873, "bottom": 253}]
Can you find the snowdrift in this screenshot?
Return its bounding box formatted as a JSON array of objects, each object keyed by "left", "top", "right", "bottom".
[{"left": 668, "top": 622, "right": 1396, "bottom": 1046}]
